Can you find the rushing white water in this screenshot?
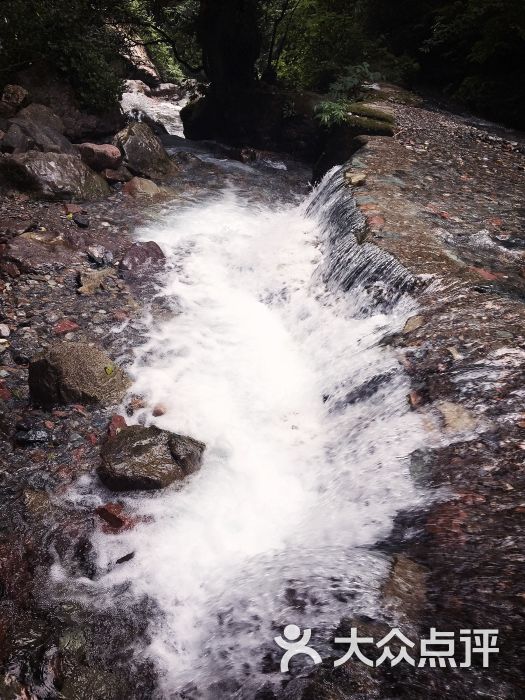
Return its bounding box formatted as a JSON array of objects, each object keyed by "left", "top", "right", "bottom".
[
  {"left": 89, "top": 174, "right": 425, "bottom": 698},
  {"left": 121, "top": 80, "right": 187, "bottom": 136}
]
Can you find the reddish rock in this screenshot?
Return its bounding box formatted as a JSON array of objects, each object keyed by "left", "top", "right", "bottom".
[
  {"left": 102, "top": 165, "right": 133, "bottom": 183},
  {"left": 408, "top": 390, "right": 423, "bottom": 409},
  {"left": 469, "top": 267, "right": 502, "bottom": 281},
  {"left": 113, "top": 309, "right": 130, "bottom": 321},
  {"left": 72, "top": 404, "right": 89, "bottom": 416},
  {"left": 96, "top": 502, "right": 140, "bottom": 533},
  {"left": 95, "top": 502, "right": 126, "bottom": 529},
  {"left": 427, "top": 502, "right": 468, "bottom": 545},
  {"left": 0, "top": 382, "right": 12, "bottom": 401},
  {"left": 78, "top": 142, "right": 122, "bottom": 171},
  {"left": 152, "top": 403, "right": 167, "bottom": 417},
  {"left": 63, "top": 203, "right": 83, "bottom": 215},
  {"left": 367, "top": 214, "right": 385, "bottom": 230},
  {"left": 53, "top": 319, "right": 79, "bottom": 335},
  {"left": 119, "top": 241, "right": 165, "bottom": 280},
  {"left": 108, "top": 414, "right": 126, "bottom": 437},
  {"left": 0, "top": 261, "right": 20, "bottom": 277},
  {"left": 87, "top": 432, "right": 99, "bottom": 446}
]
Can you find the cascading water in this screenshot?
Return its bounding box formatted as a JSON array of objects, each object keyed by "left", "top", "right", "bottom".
[{"left": 77, "top": 166, "right": 425, "bottom": 698}]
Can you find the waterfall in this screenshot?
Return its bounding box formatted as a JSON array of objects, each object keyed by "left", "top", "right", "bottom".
[{"left": 81, "top": 165, "right": 425, "bottom": 698}]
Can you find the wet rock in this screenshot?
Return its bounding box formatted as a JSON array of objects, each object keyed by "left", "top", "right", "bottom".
[
  {"left": 123, "top": 176, "right": 161, "bottom": 197},
  {"left": 14, "top": 428, "right": 52, "bottom": 446},
  {"left": 0, "top": 151, "right": 110, "bottom": 201},
  {"left": 77, "top": 268, "right": 115, "bottom": 295},
  {"left": 9, "top": 328, "right": 41, "bottom": 364},
  {"left": 102, "top": 165, "right": 133, "bottom": 183},
  {"left": 382, "top": 554, "right": 427, "bottom": 621},
  {"left": 95, "top": 503, "right": 132, "bottom": 530},
  {"left": 345, "top": 171, "right": 366, "bottom": 186},
  {"left": 2, "top": 116, "right": 77, "bottom": 155},
  {"left": 119, "top": 240, "right": 165, "bottom": 280},
  {"left": 168, "top": 432, "right": 206, "bottom": 476},
  {"left": 108, "top": 414, "right": 126, "bottom": 437},
  {"left": 402, "top": 315, "right": 424, "bottom": 333},
  {"left": 17, "top": 103, "right": 65, "bottom": 133},
  {"left": 59, "top": 667, "right": 124, "bottom": 700},
  {"left": 28, "top": 341, "right": 130, "bottom": 407},
  {"left": 437, "top": 400, "right": 479, "bottom": 432},
  {"left": 98, "top": 425, "right": 205, "bottom": 491},
  {"left": 87, "top": 245, "right": 114, "bottom": 267},
  {"left": 53, "top": 319, "right": 80, "bottom": 335},
  {"left": 77, "top": 142, "right": 122, "bottom": 171},
  {"left": 73, "top": 213, "right": 89, "bottom": 228},
  {"left": 114, "top": 122, "right": 175, "bottom": 179}
]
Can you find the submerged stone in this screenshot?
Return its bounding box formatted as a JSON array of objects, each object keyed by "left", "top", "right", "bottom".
[{"left": 98, "top": 425, "right": 205, "bottom": 491}]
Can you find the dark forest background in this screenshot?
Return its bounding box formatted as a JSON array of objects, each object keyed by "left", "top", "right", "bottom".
[{"left": 1, "top": 0, "right": 524, "bottom": 129}]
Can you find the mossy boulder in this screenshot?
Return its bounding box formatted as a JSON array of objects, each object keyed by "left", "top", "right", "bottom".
[
  {"left": 313, "top": 104, "right": 395, "bottom": 182},
  {"left": 98, "top": 425, "right": 205, "bottom": 491},
  {"left": 29, "top": 342, "right": 130, "bottom": 407},
  {"left": 346, "top": 102, "right": 395, "bottom": 125}
]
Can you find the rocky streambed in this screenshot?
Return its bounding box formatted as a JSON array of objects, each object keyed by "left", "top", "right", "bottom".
[{"left": 0, "top": 82, "right": 524, "bottom": 700}]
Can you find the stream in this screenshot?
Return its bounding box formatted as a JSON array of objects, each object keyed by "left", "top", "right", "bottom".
[{"left": 71, "top": 92, "right": 426, "bottom": 698}]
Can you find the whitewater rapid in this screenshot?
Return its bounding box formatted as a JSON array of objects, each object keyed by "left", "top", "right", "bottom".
[{"left": 87, "top": 176, "right": 424, "bottom": 698}]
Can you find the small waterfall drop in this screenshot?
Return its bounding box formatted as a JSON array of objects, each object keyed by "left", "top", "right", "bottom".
[{"left": 84, "top": 166, "right": 425, "bottom": 698}]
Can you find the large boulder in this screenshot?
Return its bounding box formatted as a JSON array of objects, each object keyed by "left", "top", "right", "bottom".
[
  {"left": 98, "top": 425, "right": 205, "bottom": 491},
  {"left": 114, "top": 122, "right": 175, "bottom": 179},
  {"left": 119, "top": 241, "right": 165, "bottom": 280},
  {"left": 0, "top": 151, "right": 110, "bottom": 200},
  {"left": 16, "top": 104, "right": 65, "bottom": 133},
  {"left": 28, "top": 342, "right": 130, "bottom": 406},
  {"left": 2, "top": 119, "right": 76, "bottom": 156},
  {"left": 15, "top": 67, "right": 125, "bottom": 141},
  {"left": 77, "top": 143, "right": 122, "bottom": 171}
]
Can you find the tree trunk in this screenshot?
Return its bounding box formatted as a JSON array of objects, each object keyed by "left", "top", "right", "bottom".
[{"left": 197, "top": 0, "right": 261, "bottom": 98}]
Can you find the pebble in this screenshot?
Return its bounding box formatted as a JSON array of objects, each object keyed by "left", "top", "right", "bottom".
[
  {"left": 73, "top": 213, "right": 90, "bottom": 229},
  {"left": 0, "top": 324, "right": 10, "bottom": 337}
]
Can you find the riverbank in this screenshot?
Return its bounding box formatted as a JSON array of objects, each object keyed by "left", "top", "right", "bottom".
[
  {"left": 0, "top": 84, "right": 524, "bottom": 699},
  {"left": 304, "top": 85, "right": 525, "bottom": 698}
]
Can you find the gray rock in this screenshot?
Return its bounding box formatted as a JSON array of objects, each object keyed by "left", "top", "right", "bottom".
[
  {"left": 28, "top": 341, "right": 130, "bottom": 406},
  {"left": 87, "top": 245, "right": 114, "bottom": 266},
  {"left": 2, "top": 118, "right": 77, "bottom": 155},
  {"left": 98, "top": 425, "right": 205, "bottom": 491},
  {"left": 114, "top": 122, "right": 175, "bottom": 179},
  {"left": 0, "top": 151, "right": 110, "bottom": 201},
  {"left": 16, "top": 103, "right": 65, "bottom": 133}
]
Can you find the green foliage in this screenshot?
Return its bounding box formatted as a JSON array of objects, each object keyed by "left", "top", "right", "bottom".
[
  {"left": 329, "top": 63, "right": 382, "bottom": 99},
  {"left": 147, "top": 41, "right": 185, "bottom": 83},
  {"left": 314, "top": 100, "right": 350, "bottom": 128},
  {"left": 0, "top": 0, "right": 126, "bottom": 112}
]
